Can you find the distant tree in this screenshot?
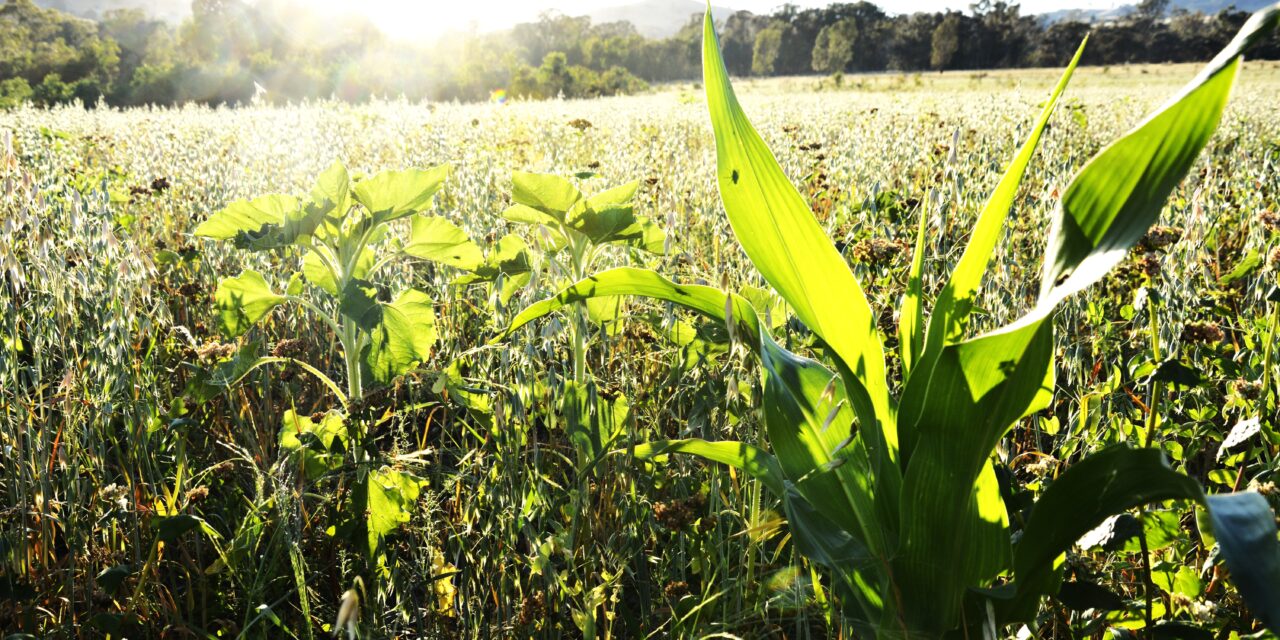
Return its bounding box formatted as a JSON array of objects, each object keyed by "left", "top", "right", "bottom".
[
  {"left": 752, "top": 20, "right": 790, "bottom": 75},
  {"left": 811, "top": 18, "right": 855, "bottom": 73},
  {"left": 930, "top": 12, "right": 961, "bottom": 70},
  {"left": 887, "top": 12, "right": 939, "bottom": 70}
]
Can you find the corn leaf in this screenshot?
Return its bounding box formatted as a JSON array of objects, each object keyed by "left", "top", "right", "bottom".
[
  {"left": 922, "top": 39, "right": 1085, "bottom": 354},
  {"left": 631, "top": 439, "right": 784, "bottom": 496},
  {"left": 1204, "top": 492, "right": 1280, "bottom": 631},
  {"left": 702, "top": 11, "right": 893, "bottom": 463},
  {"left": 497, "top": 267, "right": 761, "bottom": 345},
  {"left": 1040, "top": 6, "right": 1279, "bottom": 308}
]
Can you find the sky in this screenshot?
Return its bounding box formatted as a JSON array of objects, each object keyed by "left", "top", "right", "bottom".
[{"left": 300, "top": 0, "right": 1127, "bottom": 40}]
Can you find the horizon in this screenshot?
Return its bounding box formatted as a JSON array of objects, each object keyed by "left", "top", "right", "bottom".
[{"left": 46, "top": 0, "right": 1133, "bottom": 40}]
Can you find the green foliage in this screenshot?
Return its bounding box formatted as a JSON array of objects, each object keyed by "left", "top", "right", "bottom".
[{"left": 505, "top": 5, "right": 1280, "bottom": 636}]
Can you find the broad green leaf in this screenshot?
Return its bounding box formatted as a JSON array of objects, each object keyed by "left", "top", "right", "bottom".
[
  {"left": 353, "top": 165, "right": 450, "bottom": 224},
  {"left": 1040, "top": 7, "right": 1279, "bottom": 308},
  {"left": 309, "top": 160, "right": 350, "bottom": 219},
  {"left": 1204, "top": 492, "right": 1280, "bottom": 632},
  {"left": 702, "top": 11, "right": 893, "bottom": 468},
  {"left": 404, "top": 215, "right": 484, "bottom": 271},
  {"left": 759, "top": 333, "right": 886, "bottom": 560},
  {"left": 584, "top": 180, "right": 639, "bottom": 209},
  {"left": 631, "top": 438, "right": 784, "bottom": 496},
  {"left": 1011, "top": 447, "right": 1203, "bottom": 615},
  {"left": 782, "top": 491, "right": 882, "bottom": 624},
  {"left": 511, "top": 171, "right": 582, "bottom": 218},
  {"left": 279, "top": 410, "right": 348, "bottom": 479},
  {"left": 365, "top": 289, "right": 438, "bottom": 384},
  {"left": 923, "top": 39, "right": 1084, "bottom": 353},
  {"left": 502, "top": 203, "right": 559, "bottom": 226},
  {"left": 367, "top": 467, "right": 425, "bottom": 560},
  {"left": 565, "top": 204, "right": 638, "bottom": 244},
  {"left": 895, "top": 318, "right": 1055, "bottom": 630},
  {"left": 623, "top": 216, "right": 667, "bottom": 254},
  {"left": 498, "top": 267, "right": 761, "bottom": 346},
  {"left": 214, "top": 270, "right": 287, "bottom": 337},
  {"left": 195, "top": 194, "right": 299, "bottom": 242},
  {"left": 338, "top": 279, "right": 383, "bottom": 331}
]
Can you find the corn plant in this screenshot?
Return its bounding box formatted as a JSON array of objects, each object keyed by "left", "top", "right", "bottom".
[
  {"left": 501, "top": 5, "right": 1280, "bottom": 636},
  {"left": 195, "top": 161, "right": 447, "bottom": 597}
]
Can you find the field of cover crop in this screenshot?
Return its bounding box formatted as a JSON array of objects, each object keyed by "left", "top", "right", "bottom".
[{"left": 2, "top": 13, "right": 1280, "bottom": 639}]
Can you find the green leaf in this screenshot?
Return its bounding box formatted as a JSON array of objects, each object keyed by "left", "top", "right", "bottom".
[
  {"left": 309, "top": 160, "right": 350, "bottom": 219},
  {"left": 899, "top": 205, "right": 929, "bottom": 376},
  {"left": 366, "top": 467, "right": 425, "bottom": 560},
  {"left": 301, "top": 248, "right": 373, "bottom": 297},
  {"left": 511, "top": 171, "right": 582, "bottom": 218},
  {"left": 702, "top": 10, "right": 894, "bottom": 471},
  {"left": 365, "top": 289, "right": 438, "bottom": 384},
  {"left": 498, "top": 267, "right": 761, "bottom": 346},
  {"left": 631, "top": 438, "right": 784, "bottom": 496},
  {"left": 214, "top": 270, "right": 287, "bottom": 337},
  {"left": 1012, "top": 447, "right": 1203, "bottom": 616},
  {"left": 353, "top": 165, "right": 450, "bottom": 224},
  {"left": 279, "top": 410, "right": 348, "bottom": 479},
  {"left": 758, "top": 333, "right": 886, "bottom": 562},
  {"left": 338, "top": 279, "right": 383, "bottom": 331},
  {"left": 1218, "top": 249, "right": 1262, "bottom": 285},
  {"left": 565, "top": 203, "right": 639, "bottom": 244},
  {"left": 404, "top": 215, "right": 484, "bottom": 271},
  {"left": 502, "top": 203, "right": 560, "bottom": 226},
  {"left": 1204, "top": 492, "right": 1280, "bottom": 632},
  {"left": 923, "top": 39, "right": 1084, "bottom": 352},
  {"left": 195, "top": 194, "right": 299, "bottom": 243},
  {"left": 1040, "top": 7, "right": 1279, "bottom": 308}
]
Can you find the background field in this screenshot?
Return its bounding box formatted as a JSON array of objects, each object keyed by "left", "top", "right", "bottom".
[{"left": 2, "top": 61, "right": 1279, "bottom": 637}]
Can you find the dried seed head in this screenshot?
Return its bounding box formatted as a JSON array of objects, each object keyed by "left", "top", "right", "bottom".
[
  {"left": 1182, "top": 321, "right": 1224, "bottom": 344},
  {"left": 1260, "top": 209, "right": 1280, "bottom": 232},
  {"left": 664, "top": 580, "right": 690, "bottom": 599},
  {"left": 1139, "top": 225, "right": 1183, "bottom": 251},
  {"left": 184, "top": 486, "right": 209, "bottom": 504},
  {"left": 850, "top": 238, "right": 906, "bottom": 266}
]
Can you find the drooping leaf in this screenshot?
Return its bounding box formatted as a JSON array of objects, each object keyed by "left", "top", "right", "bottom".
[
  {"left": 1204, "top": 492, "right": 1280, "bottom": 632},
  {"left": 631, "top": 438, "right": 784, "bottom": 496},
  {"left": 198, "top": 193, "right": 324, "bottom": 249},
  {"left": 404, "top": 215, "right": 484, "bottom": 271},
  {"left": 365, "top": 289, "right": 438, "bottom": 384},
  {"left": 214, "top": 270, "right": 287, "bottom": 337},
  {"left": 353, "top": 165, "right": 450, "bottom": 224},
  {"left": 1012, "top": 447, "right": 1203, "bottom": 615},
  {"left": 498, "top": 267, "right": 761, "bottom": 347},
  {"left": 1040, "top": 7, "right": 1279, "bottom": 308}
]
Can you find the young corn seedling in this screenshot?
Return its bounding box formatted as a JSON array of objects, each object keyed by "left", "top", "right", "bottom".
[
  {"left": 501, "top": 5, "right": 1280, "bottom": 637},
  {"left": 195, "top": 161, "right": 445, "bottom": 580}
]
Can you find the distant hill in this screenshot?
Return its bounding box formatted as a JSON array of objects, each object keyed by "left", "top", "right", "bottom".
[
  {"left": 588, "top": 0, "right": 734, "bottom": 38},
  {"left": 1041, "top": 0, "right": 1273, "bottom": 23}
]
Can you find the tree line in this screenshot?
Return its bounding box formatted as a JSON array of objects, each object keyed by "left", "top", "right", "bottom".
[{"left": 1, "top": 0, "right": 1278, "bottom": 109}]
